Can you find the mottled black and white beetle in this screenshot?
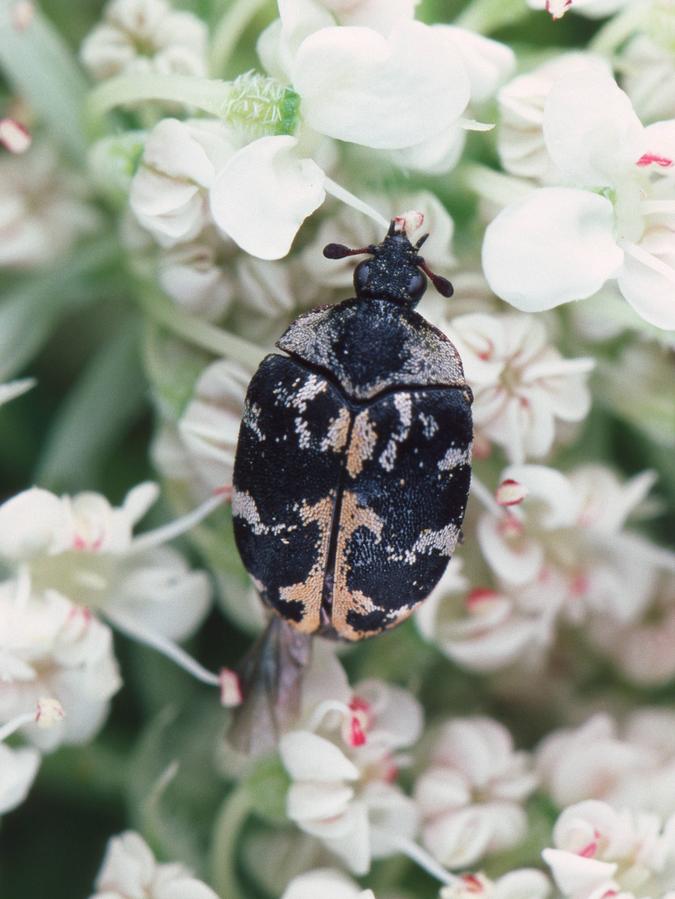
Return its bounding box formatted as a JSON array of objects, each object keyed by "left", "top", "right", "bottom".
[{"left": 231, "top": 220, "right": 473, "bottom": 644}]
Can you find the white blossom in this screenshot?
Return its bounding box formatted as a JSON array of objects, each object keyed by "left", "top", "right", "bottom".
[
  {"left": 415, "top": 717, "right": 537, "bottom": 868},
  {"left": 0, "top": 584, "right": 121, "bottom": 751},
  {"left": 416, "top": 560, "right": 558, "bottom": 673},
  {"left": 542, "top": 800, "right": 675, "bottom": 899},
  {"left": 80, "top": 0, "right": 207, "bottom": 81},
  {"left": 280, "top": 648, "right": 422, "bottom": 875},
  {"left": 210, "top": 11, "right": 475, "bottom": 258},
  {"left": 621, "top": 35, "right": 675, "bottom": 123},
  {"left": 589, "top": 573, "right": 675, "bottom": 687},
  {"left": 0, "top": 744, "right": 40, "bottom": 816},
  {"left": 536, "top": 714, "right": 650, "bottom": 808},
  {"left": 281, "top": 868, "right": 375, "bottom": 899},
  {"left": 130, "top": 118, "right": 236, "bottom": 247},
  {"left": 440, "top": 870, "right": 551, "bottom": 899},
  {"left": 153, "top": 358, "right": 254, "bottom": 503},
  {"left": 158, "top": 229, "right": 236, "bottom": 321},
  {"left": 90, "top": 830, "right": 219, "bottom": 899},
  {"left": 484, "top": 68, "right": 675, "bottom": 329},
  {"left": 497, "top": 53, "right": 610, "bottom": 181},
  {"left": 445, "top": 312, "right": 593, "bottom": 463},
  {"left": 0, "top": 482, "right": 219, "bottom": 706},
  {"left": 476, "top": 464, "right": 667, "bottom": 628},
  {"left": 0, "top": 144, "right": 98, "bottom": 268}
]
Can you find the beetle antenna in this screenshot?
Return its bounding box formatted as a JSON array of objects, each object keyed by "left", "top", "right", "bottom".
[
  {"left": 323, "top": 243, "right": 374, "bottom": 259},
  {"left": 415, "top": 233, "right": 430, "bottom": 250},
  {"left": 417, "top": 259, "right": 454, "bottom": 298}
]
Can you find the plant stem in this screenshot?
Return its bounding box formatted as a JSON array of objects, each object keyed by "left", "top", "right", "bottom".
[
  {"left": 210, "top": 786, "right": 253, "bottom": 899},
  {"left": 455, "top": 0, "right": 529, "bottom": 33},
  {"left": 87, "top": 73, "right": 234, "bottom": 124},
  {"left": 139, "top": 287, "right": 267, "bottom": 368},
  {"left": 461, "top": 163, "right": 533, "bottom": 207},
  {"left": 589, "top": 0, "right": 649, "bottom": 54}
]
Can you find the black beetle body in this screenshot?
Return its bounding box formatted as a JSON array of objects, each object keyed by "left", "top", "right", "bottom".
[{"left": 232, "top": 223, "right": 472, "bottom": 641}]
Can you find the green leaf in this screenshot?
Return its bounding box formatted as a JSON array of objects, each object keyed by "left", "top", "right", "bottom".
[
  {"left": 34, "top": 320, "right": 147, "bottom": 491},
  {"left": 0, "top": 0, "right": 88, "bottom": 160},
  {"left": 0, "top": 238, "right": 120, "bottom": 382}
]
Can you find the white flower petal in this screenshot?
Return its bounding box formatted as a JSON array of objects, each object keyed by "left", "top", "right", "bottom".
[
  {"left": 542, "top": 848, "right": 617, "bottom": 897},
  {"left": 281, "top": 868, "right": 363, "bottom": 899},
  {"left": 482, "top": 188, "right": 624, "bottom": 311},
  {"left": 618, "top": 234, "right": 675, "bottom": 330},
  {"left": 293, "top": 21, "right": 470, "bottom": 149},
  {"left": 0, "top": 487, "right": 66, "bottom": 560},
  {"left": 495, "top": 869, "right": 551, "bottom": 899},
  {"left": 0, "top": 745, "right": 40, "bottom": 815},
  {"left": 280, "top": 731, "right": 359, "bottom": 781},
  {"left": 210, "top": 135, "right": 326, "bottom": 259},
  {"left": 435, "top": 27, "right": 515, "bottom": 104},
  {"left": 287, "top": 781, "right": 355, "bottom": 823},
  {"left": 543, "top": 69, "right": 645, "bottom": 187}
]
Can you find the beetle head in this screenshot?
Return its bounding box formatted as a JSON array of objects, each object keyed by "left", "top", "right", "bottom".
[{"left": 323, "top": 219, "right": 453, "bottom": 308}]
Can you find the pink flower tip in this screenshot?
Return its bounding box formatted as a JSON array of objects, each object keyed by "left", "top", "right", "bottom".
[
  {"left": 466, "top": 588, "right": 499, "bottom": 610},
  {"left": 637, "top": 153, "right": 673, "bottom": 168},
  {"left": 545, "top": 0, "right": 573, "bottom": 18},
  {"left": 496, "top": 479, "right": 528, "bottom": 507},
  {"left": 0, "top": 118, "right": 31, "bottom": 154},
  {"left": 393, "top": 210, "right": 424, "bottom": 234},
  {"left": 35, "top": 697, "right": 66, "bottom": 729},
  {"left": 219, "top": 668, "right": 243, "bottom": 708},
  {"left": 213, "top": 485, "right": 233, "bottom": 501},
  {"left": 11, "top": 1, "right": 34, "bottom": 30}
]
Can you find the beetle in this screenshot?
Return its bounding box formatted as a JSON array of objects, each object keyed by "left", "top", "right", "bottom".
[{"left": 231, "top": 219, "right": 473, "bottom": 644}]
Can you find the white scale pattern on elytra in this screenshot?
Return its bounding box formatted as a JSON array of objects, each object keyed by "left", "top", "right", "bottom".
[
  {"left": 243, "top": 402, "right": 265, "bottom": 442},
  {"left": 438, "top": 444, "right": 471, "bottom": 471},
  {"left": 232, "top": 489, "right": 293, "bottom": 536},
  {"left": 379, "top": 393, "right": 413, "bottom": 472}
]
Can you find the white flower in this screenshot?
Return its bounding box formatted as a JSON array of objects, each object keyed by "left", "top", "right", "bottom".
[
  {"left": 130, "top": 118, "right": 236, "bottom": 246},
  {"left": 0, "top": 584, "right": 121, "bottom": 751},
  {"left": 0, "top": 482, "right": 218, "bottom": 699},
  {"left": 589, "top": 573, "right": 675, "bottom": 687},
  {"left": 210, "top": 134, "right": 326, "bottom": 260},
  {"left": 483, "top": 68, "right": 675, "bottom": 329},
  {"left": 281, "top": 868, "right": 375, "bottom": 899},
  {"left": 0, "top": 744, "right": 40, "bottom": 815},
  {"left": 80, "top": 0, "right": 207, "bottom": 81},
  {"left": 476, "top": 464, "right": 666, "bottom": 627},
  {"left": 158, "top": 229, "right": 236, "bottom": 321},
  {"left": 621, "top": 35, "right": 675, "bottom": 123},
  {"left": 280, "top": 650, "right": 422, "bottom": 875},
  {"left": 209, "top": 12, "right": 474, "bottom": 258},
  {"left": 497, "top": 54, "right": 610, "bottom": 181},
  {"left": 0, "top": 378, "right": 35, "bottom": 409},
  {"left": 542, "top": 800, "right": 675, "bottom": 899},
  {"left": 90, "top": 830, "right": 219, "bottom": 899},
  {"left": 527, "top": 0, "right": 632, "bottom": 19},
  {"left": 536, "top": 714, "right": 650, "bottom": 808},
  {"left": 153, "top": 358, "right": 254, "bottom": 503},
  {"left": 415, "top": 717, "right": 537, "bottom": 868},
  {"left": 416, "top": 560, "right": 558, "bottom": 673},
  {"left": 440, "top": 869, "right": 551, "bottom": 899},
  {"left": 445, "top": 313, "right": 593, "bottom": 463},
  {"left": 0, "top": 144, "right": 98, "bottom": 268}
]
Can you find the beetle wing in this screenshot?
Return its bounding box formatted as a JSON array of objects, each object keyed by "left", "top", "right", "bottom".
[
  {"left": 331, "top": 386, "right": 472, "bottom": 640},
  {"left": 232, "top": 354, "right": 348, "bottom": 634}
]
